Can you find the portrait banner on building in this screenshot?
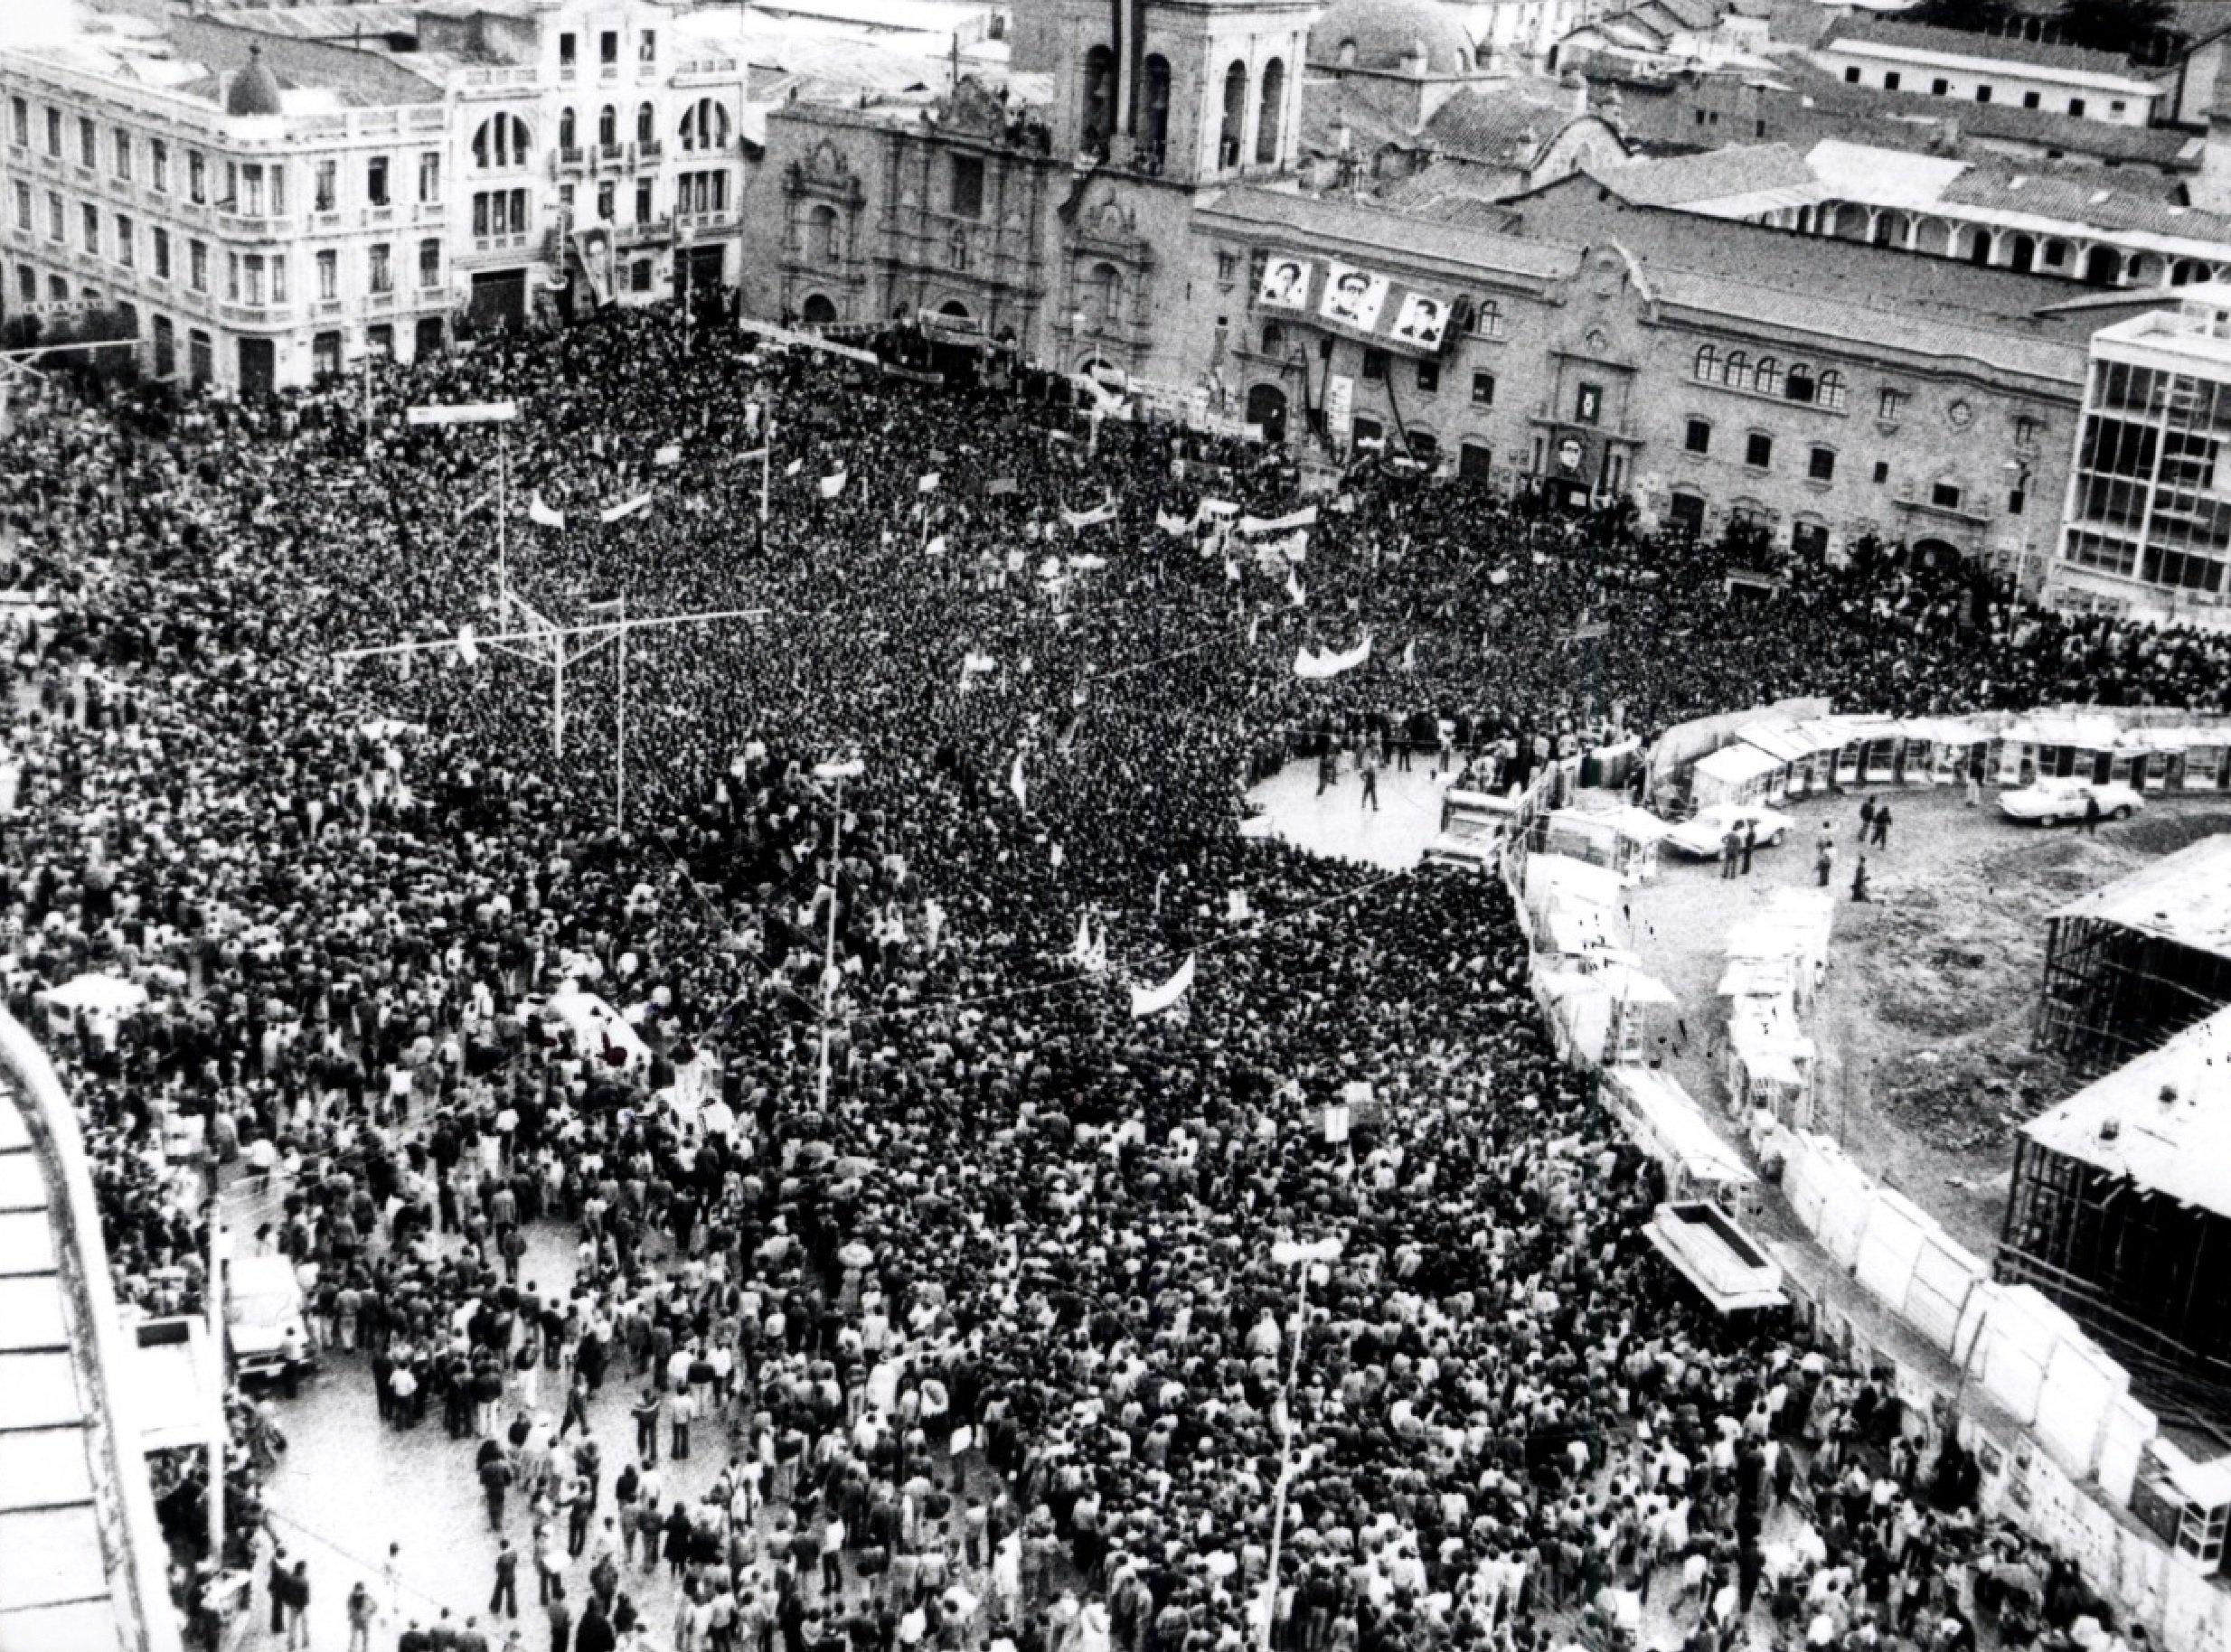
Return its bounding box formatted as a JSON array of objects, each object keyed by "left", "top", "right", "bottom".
[
  {"left": 1386, "top": 291, "right": 1453, "bottom": 354},
  {"left": 1257, "top": 256, "right": 1314, "bottom": 312},
  {"left": 1319, "top": 264, "right": 1390, "bottom": 334}
]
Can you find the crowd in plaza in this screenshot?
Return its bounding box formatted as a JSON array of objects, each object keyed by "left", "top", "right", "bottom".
[{"left": 0, "top": 295, "right": 2217, "bottom": 1652}]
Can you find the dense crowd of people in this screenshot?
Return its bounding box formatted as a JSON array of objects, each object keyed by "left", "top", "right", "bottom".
[{"left": 0, "top": 295, "right": 2211, "bottom": 1652}]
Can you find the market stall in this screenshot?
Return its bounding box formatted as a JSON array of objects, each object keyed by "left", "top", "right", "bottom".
[
  {"left": 1898, "top": 716, "right": 1995, "bottom": 786},
  {"left": 1734, "top": 721, "right": 1815, "bottom": 803},
  {"left": 1690, "top": 741, "right": 1784, "bottom": 809},
  {"left": 1726, "top": 999, "right": 1816, "bottom": 1128},
  {"left": 1520, "top": 853, "right": 1627, "bottom": 956},
  {"left": 1540, "top": 805, "right": 1669, "bottom": 884},
  {"left": 1994, "top": 711, "right": 2126, "bottom": 788},
  {"left": 1536, "top": 961, "right": 1678, "bottom": 1068}
]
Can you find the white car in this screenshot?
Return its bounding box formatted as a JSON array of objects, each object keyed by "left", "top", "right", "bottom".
[
  {"left": 1999, "top": 776, "right": 2145, "bottom": 827},
  {"left": 1665, "top": 803, "right": 1794, "bottom": 859}
]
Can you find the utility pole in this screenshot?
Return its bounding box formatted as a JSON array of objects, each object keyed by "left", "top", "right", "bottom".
[{"left": 206, "top": 1197, "right": 225, "bottom": 1572}]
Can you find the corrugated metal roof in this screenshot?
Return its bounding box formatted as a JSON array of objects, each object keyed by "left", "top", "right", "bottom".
[{"left": 2024, "top": 1003, "right": 2231, "bottom": 1218}]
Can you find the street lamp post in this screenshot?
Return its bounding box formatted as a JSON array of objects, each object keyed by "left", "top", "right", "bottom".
[
  {"left": 1259, "top": 1235, "right": 1344, "bottom": 1652},
  {"left": 812, "top": 758, "right": 864, "bottom": 1118}
]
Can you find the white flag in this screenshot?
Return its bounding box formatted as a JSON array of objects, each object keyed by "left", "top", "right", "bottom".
[
  {"left": 1130, "top": 953, "right": 1196, "bottom": 1018},
  {"left": 1286, "top": 567, "right": 1307, "bottom": 608},
  {"left": 654, "top": 443, "right": 682, "bottom": 467},
  {"left": 786, "top": 457, "right": 805, "bottom": 477},
  {"left": 1294, "top": 635, "right": 1370, "bottom": 680},
  {"left": 599, "top": 493, "right": 653, "bottom": 524},
  {"left": 1009, "top": 751, "right": 1028, "bottom": 810},
  {"left": 529, "top": 493, "right": 567, "bottom": 529},
  {"left": 456, "top": 625, "right": 481, "bottom": 668},
  {"left": 918, "top": 472, "right": 941, "bottom": 493},
  {"left": 926, "top": 534, "right": 947, "bottom": 558},
  {"left": 1401, "top": 638, "right": 1417, "bottom": 671},
  {"left": 819, "top": 471, "right": 848, "bottom": 500}
]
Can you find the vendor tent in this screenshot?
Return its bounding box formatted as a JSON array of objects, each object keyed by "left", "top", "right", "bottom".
[
  {"left": 1727, "top": 1000, "right": 1815, "bottom": 1128},
  {"left": 1690, "top": 742, "right": 1783, "bottom": 808}
]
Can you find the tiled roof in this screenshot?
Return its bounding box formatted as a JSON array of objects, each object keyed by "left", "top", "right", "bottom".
[
  {"left": 1421, "top": 87, "right": 1589, "bottom": 163},
  {"left": 1650, "top": 263, "right": 2089, "bottom": 384},
  {"left": 1378, "top": 162, "right": 1531, "bottom": 229},
  {"left": 1201, "top": 185, "right": 1585, "bottom": 282},
  {"left": 1296, "top": 76, "right": 1422, "bottom": 156},
  {"left": 1824, "top": 16, "right": 2164, "bottom": 82},
  {"left": 1590, "top": 142, "right": 1814, "bottom": 206},
  {"left": 1777, "top": 67, "right": 2199, "bottom": 166},
  {"left": 1940, "top": 166, "right": 2231, "bottom": 243}
]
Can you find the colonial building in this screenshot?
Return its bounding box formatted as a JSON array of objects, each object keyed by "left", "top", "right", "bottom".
[
  {"left": 0, "top": 0, "right": 754, "bottom": 391},
  {"left": 1812, "top": 16, "right": 2171, "bottom": 129}
]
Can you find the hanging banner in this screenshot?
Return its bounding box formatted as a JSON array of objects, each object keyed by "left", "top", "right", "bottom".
[
  {"left": 1239, "top": 505, "right": 1318, "bottom": 537},
  {"left": 1319, "top": 263, "right": 1390, "bottom": 333},
  {"left": 1156, "top": 509, "right": 1192, "bottom": 538},
  {"left": 1326, "top": 374, "right": 1355, "bottom": 444},
  {"left": 1294, "top": 636, "right": 1370, "bottom": 680},
  {"left": 528, "top": 494, "right": 567, "bottom": 529},
  {"left": 1388, "top": 292, "right": 1452, "bottom": 352},
  {"left": 1130, "top": 953, "right": 1196, "bottom": 1019},
  {"left": 1257, "top": 256, "right": 1314, "bottom": 312},
  {"left": 1061, "top": 498, "right": 1117, "bottom": 530}
]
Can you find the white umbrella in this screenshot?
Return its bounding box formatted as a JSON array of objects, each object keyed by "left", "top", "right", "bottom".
[{"left": 42, "top": 973, "right": 149, "bottom": 1015}]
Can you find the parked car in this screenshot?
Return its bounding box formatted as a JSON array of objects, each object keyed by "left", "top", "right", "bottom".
[
  {"left": 225, "top": 1254, "right": 308, "bottom": 1390},
  {"left": 1664, "top": 803, "right": 1794, "bottom": 859},
  {"left": 1999, "top": 776, "right": 2144, "bottom": 827}
]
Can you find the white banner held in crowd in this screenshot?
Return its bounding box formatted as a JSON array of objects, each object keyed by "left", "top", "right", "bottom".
[
  {"left": 1156, "top": 510, "right": 1192, "bottom": 538},
  {"left": 1198, "top": 498, "right": 1239, "bottom": 521},
  {"left": 786, "top": 457, "right": 805, "bottom": 477},
  {"left": 1238, "top": 505, "right": 1318, "bottom": 537},
  {"left": 819, "top": 471, "right": 848, "bottom": 500},
  {"left": 1062, "top": 498, "right": 1117, "bottom": 530},
  {"left": 529, "top": 494, "right": 567, "bottom": 529},
  {"left": 654, "top": 444, "right": 682, "bottom": 467},
  {"left": 1130, "top": 953, "right": 1196, "bottom": 1019},
  {"left": 1294, "top": 636, "right": 1370, "bottom": 679},
  {"left": 918, "top": 473, "right": 941, "bottom": 493},
  {"left": 926, "top": 534, "right": 947, "bottom": 558},
  {"left": 962, "top": 649, "right": 997, "bottom": 677},
  {"left": 599, "top": 494, "right": 654, "bottom": 524}
]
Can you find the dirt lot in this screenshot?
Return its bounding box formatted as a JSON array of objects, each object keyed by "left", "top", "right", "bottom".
[{"left": 1627, "top": 784, "right": 2231, "bottom": 1259}]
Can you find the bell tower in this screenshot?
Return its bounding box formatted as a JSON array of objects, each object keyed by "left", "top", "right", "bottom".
[{"left": 1041, "top": 0, "right": 1317, "bottom": 186}]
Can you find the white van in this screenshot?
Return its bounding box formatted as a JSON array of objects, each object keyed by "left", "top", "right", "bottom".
[{"left": 225, "top": 1255, "right": 307, "bottom": 1387}]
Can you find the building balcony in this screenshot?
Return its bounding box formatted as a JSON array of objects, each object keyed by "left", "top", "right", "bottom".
[
  {"left": 617, "top": 215, "right": 673, "bottom": 247},
  {"left": 675, "top": 208, "right": 735, "bottom": 236},
  {"left": 635, "top": 140, "right": 664, "bottom": 164},
  {"left": 217, "top": 302, "right": 290, "bottom": 326},
  {"left": 598, "top": 143, "right": 627, "bottom": 165},
  {"left": 367, "top": 286, "right": 397, "bottom": 309},
  {"left": 556, "top": 146, "right": 587, "bottom": 176},
  {"left": 467, "top": 230, "right": 536, "bottom": 258}
]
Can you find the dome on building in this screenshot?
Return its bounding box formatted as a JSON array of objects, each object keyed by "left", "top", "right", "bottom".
[
  {"left": 1308, "top": 0, "right": 1477, "bottom": 76},
  {"left": 226, "top": 46, "right": 285, "bottom": 119}
]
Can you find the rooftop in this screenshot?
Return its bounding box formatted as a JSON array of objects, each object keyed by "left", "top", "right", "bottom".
[
  {"left": 1201, "top": 184, "right": 1586, "bottom": 283},
  {"left": 1823, "top": 15, "right": 2166, "bottom": 86},
  {"left": 1587, "top": 142, "right": 1816, "bottom": 208},
  {"left": 1422, "top": 85, "right": 1604, "bottom": 164},
  {"left": 1308, "top": 0, "right": 1478, "bottom": 76},
  {"left": 2048, "top": 834, "right": 2231, "bottom": 956},
  {"left": 2023, "top": 1003, "right": 2231, "bottom": 1220}
]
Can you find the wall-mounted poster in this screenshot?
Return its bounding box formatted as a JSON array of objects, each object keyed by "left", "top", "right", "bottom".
[
  {"left": 1257, "top": 256, "right": 1314, "bottom": 311},
  {"left": 1319, "top": 263, "right": 1389, "bottom": 333},
  {"left": 1389, "top": 292, "right": 1451, "bottom": 351}
]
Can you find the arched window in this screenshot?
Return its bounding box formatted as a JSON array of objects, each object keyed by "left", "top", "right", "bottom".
[
  {"left": 808, "top": 202, "right": 840, "bottom": 261},
  {"left": 1262, "top": 321, "right": 1285, "bottom": 356},
  {"left": 801, "top": 292, "right": 838, "bottom": 326},
  {"left": 1082, "top": 45, "right": 1115, "bottom": 152},
  {"left": 1219, "top": 61, "right": 1248, "bottom": 171},
  {"left": 1752, "top": 355, "right": 1782, "bottom": 398},
  {"left": 2010, "top": 233, "right": 2037, "bottom": 274},
  {"left": 679, "top": 99, "right": 730, "bottom": 152},
  {"left": 2173, "top": 258, "right": 2203, "bottom": 286},
  {"left": 1694, "top": 344, "right": 1718, "bottom": 382},
  {"left": 598, "top": 105, "right": 617, "bottom": 147},
  {"left": 1087, "top": 260, "right": 1123, "bottom": 329},
  {"left": 636, "top": 102, "right": 655, "bottom": 145},
  {"left": 1256, "top": 58, "right": 1286, "bottom": 165},
  {"left": 1818, "top": 371, "right": 1848, "bottom": 412},
  {"left": 559, "top": 108, "right": 577, "bottom": 152},
  {"left": 471, "top": 113, "right": 532, "bottom": 169},
  {"left": 1785, "top": 363, "right": 1816, "bottom": 404},
  {"left": 1721, "top": 349, "right": 1748, "bottom": 388},
  {"left": 1143, "top": 56, "right": 1171, "bottom": 172}
]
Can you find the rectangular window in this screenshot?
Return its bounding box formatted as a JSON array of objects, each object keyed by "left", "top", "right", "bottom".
[
  {"left": 8, "top": 98, "right": 24, "bottom": 146},
  {"left": 367, "top": 324, "right": 392, "bottom": 358},
  {"left": 115, "top": 213, "right": 133, "bottom": 267},
  {"left": 155, "top": 228, "right": 171, "bottom": 278},
  {"left": 597, "top": 181, "right": 616, "bottom": 221},
  {"left": 2009, "top": 487, "right": 2027, "bottom": 515},
  {"left": 1217, "top": 250, "right": 1237, "bottom": 285},
  {"left": 80, "top": 203, "right": 99, "bottom": 252},
  {"left": 1416, "top": 360, "right": 1439, "bottom": 394},
  {"left": 2016, "top": 415, "right": 2038, "bottom": 449},
  {"left": 601, "top": 30, "right": 619, "bottom": 63},
  {"left": 1361, "top": 348, "right": 1387, "bottom": 382},
  {"left": 315, "top": 160, "right": 336, "bottom": 212},
  {"left": 419, "top": 153, "right": 441, "bottom": 202},
  {"left": 950, "top": 155, "right": 985, "bottom": 220},
  {"left": 243, "top": 255, "right": 265, "bottom": 305},
  {"left": 155, "top": 315, "right": 175, "bottom": 378},
  {"left": 1471, "top": 371, "right": 1495, "bottom": 406},
  {"left": 633, "top": 259, "right": 654, "bottom": 293},
  {"left": 189, "top": 151, "right": 206, "bottom": 204},
  {"left": 1575, "top": 382, "right": 1604, "bottom": 426},
  {"left": 1808, "top": 446, "right": 1835, "bottom": 481},
  {"left": 150, "top": 139, "right": 168, "bottom": 192},
  {"left": 1931, "top": 481, "right": 1963, "bottom": 510},
  {"left": 1746, "top": 431, "right": 1773, "bottom": 468},
  {"left": 368, "top": 155, "right": 390, "bottom": 207},
  {"left": 1873, "top": 460, "right": 1890, "bottom": 483},
  {"left": 317, "top": 249, "right": 337, "bottom": 300},
  {"left": 369, "top": 242, "right": 391, "bottom": 294},
  {"left": 1352, "top": 415, "right": 1384, "bottom": 447},
  {"left": 419, "top": 238, "right": 441, "bottom": 287},
  {"left": 45, "top": 108, "right": 61, "bottom": 157},
  {"left": 1878, "top": 388, "right": 1904, "bottom": 421},
  {"left": 44, "top": 191, "right": 61, "bottom": 240},
  {"left": 226, "top": 252, "right": 240, "bottom": 302},
  {"left": 8, "top": 183, "right": 24, "bottom": 229},
  {"left": 2069, "top": 98, "right": 2087, "bottom": 117},
  {"left": 113, "top": 127, "right": 130, "bottom": 180},
  {"left": 635, "top": 180, "right": 653, "bottom": 223},
  {"left": 1931, "top": 79, "right": 1949, "bottom": 96},
  {"left": 1843, "top": 65, "right": 1860, "bottom": 83},
  {"left": 1884, "top": 71, "right": 1901, "bottom": 91},
  {"left": 240, "top": 164, "right": 265, "bottom": 217},
  {"left": 2023, "top": 90, "right": 2041, "bottom": 109},
  {"left": 1975, "top": 85, "right": 1992, "bottom": 105},
  {"left": 560, "top": 32, "right": 577, "bottom": 65},
  {"left": 78, "top": 117, "right": 95, "bottom": 167},
  {"left": 1459, "top": 442, "right": 1492, "bottom": 481},
  {"left": 640, "top": 29, "right": 657, "bottom": 61},
  {"left": 15, "top": 268, "right": 33, "bottom": 306},
  {"left": 1684, "top": 417, "right": 1709, "bottom": 455}
]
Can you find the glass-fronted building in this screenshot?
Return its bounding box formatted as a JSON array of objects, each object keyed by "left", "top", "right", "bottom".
[{"left": 2057, "top": 289, "right": 2231, "bottom": 627}]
